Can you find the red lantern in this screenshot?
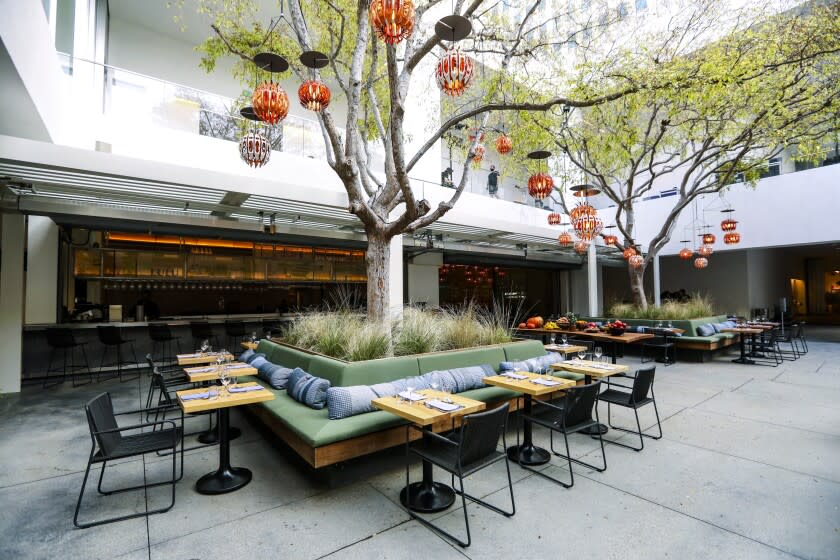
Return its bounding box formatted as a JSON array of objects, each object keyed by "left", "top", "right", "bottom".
[
  {"left": 574, "top": 241, "right": 589, "bottom": 255},
  {"left": 558, "top": 231, "right": 573, "bottom": 247},
  {"left": 547, "top": 212, "right": 562, "bottom": 225},
  {"left": 724, "top": 232, "right": 741, "bottom": 244},
  {"left": 369, "top": 0, "right": 415, "bottom": 45},
  {"left": 603, "top": 234, "right": 618, "bottom": 246},
  {"left": 435, "top": 47, "right": 474, "bottom": 97},
  {"left": 570, "top": 202, "right": 597, "bottom": 221},
  {"left": 721, "top": 218, "right": 738, "bottom": 232},
  {"left": 239, "top": 130, "right": 271, "bottom": 168},
  {"left": 528, "top": 172, "right": 554, "bottom": 199},
  {"left": 495, "top": 134, "right": 512, "bottom": 155},
  {"left": 472, "top": 144, "right": 486, "bottom": 164},
  {"left": 628, "top": 254, "right": 644, "bottom": 268},
  {"left": 679, "top": 247, "right": 693, "bottom": 260},
  {"left": 694, "top": 257, "right": 709, "bottom": 269},
  {"left": 623, "top": 247, "right": 637, "bottom": 260},
  {"left": 252, "top": 81, "right": 289, "bottom": 124},
  {"left": 702, "top": 232, "right": 716, "bottom": 244},
  {"left": 298, "top": 80, "right": 331, "bottom": 112},
  {"left": 698, "top": 244, "right": 714, "bottom": 257},
  {"left": 573, "top": 215, "right": 603, "bottom": 242}
]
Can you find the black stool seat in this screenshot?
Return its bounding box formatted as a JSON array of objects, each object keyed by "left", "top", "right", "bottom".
[
  {"left": 97, "top": 326, "right": 139, "bottom": 382},
  {"left": 148, "top": 323, "right": 182, "bottom": 367},
  {"left": 598, "top": 389, "right": 653, "bottom": 407},
  {"left": 45, "top": 327, "right": 91, "bottom": 387}
]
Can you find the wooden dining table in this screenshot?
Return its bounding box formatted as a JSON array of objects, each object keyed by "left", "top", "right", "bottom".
[
  {"left": 183, "top": 362, "right": 258, "bottom": 383},
  {"left": 176, "top": 352, "right": 235, "bottom": 366},
  {"left": 519, "top": 329, "right": 653, "bottom": 364},
  {"left": 551, "top": 360, "right": 629, "bottom": 434},
  {"left": 372, "top": 390, "right": 485, "bottom": 513}
]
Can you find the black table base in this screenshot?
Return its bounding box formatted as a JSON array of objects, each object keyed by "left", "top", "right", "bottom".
[
  {"left": 195, "top": 408, "right": 251, "bottom": 495},
  {"left": 507, "top": 394, "right": 552, "bottom": 466},
  {"left": 732, "top": 333, "right": 756, "bottom": 365},
  {"left": 400, "top": 460, "right": 455, "bottom": 513},
  {"left": 197, "top": 426, "right": 241, "bottom": 445}
]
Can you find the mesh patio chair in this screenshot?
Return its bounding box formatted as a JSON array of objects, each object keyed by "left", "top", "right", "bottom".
[
  {"left": 521, "top": 381, "right": 607, "bottom": 488},
  {"left": 144, "top": 354, "right": 191, "bottom": 419},
  {"left": 74, "top": 393, "right": 183, "bottom": 529},
  {"left": 405, "top": 403, "right": 515, "bottom": 547},
  {"left": 599, "top": 366, "right": 662, "bottom": 451}
]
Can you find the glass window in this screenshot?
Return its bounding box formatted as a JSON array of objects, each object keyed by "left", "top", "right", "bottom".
[{"left": 55, "top": 0, "right": 75, "bottom": 54}]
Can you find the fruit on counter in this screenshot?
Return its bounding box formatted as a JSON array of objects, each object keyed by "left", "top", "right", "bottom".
[
  {"left": 557, "top": 316, "right": 570, "bottom": 325},
  {"left": 526, "top": 320, "right": 537, "bottom": 329},
  {"left": 575, "top": 320, "right": 587, "bottom": 329},
  {"left": 604, "top": 320, "right": 628, "bottom": 330},
  {"left": 526, "top": 316, "right": 544, "bottom": 328},
  {"left": 544, "top": 321, "right": 559, "bottom": 330},
  {"left": 518, "top": 322, "right": 527, "bottom": 329}
]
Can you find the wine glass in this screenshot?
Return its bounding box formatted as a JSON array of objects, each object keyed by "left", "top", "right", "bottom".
[
  {"left": 549, "top": 333, "right": 556, "bottom": 346},
  {"left": 429, "top": 372, "right": 441, "bottom": 395},
  {"left": 577, "top": 349, "right": 586, "bottom": 361},
  {"left": 200, "top": 339, "right": 209, "bottom": 355},
  {"left": 405, "top": 379, "right": 416, "bottom": 403},
  {"left": 561, "top": 334, "right": 568, "bottom": 346},
  {"left": 250, "top": 331, "right": 258, "bottom": 343},
  {"left": 219, "top": 368, "right": 231, "bottom": 395},
  {"left": 594, "top": 346, "right": 603, "bottom": 362},
  {"left": 667, "top": 321, "right": 673, "bottom": 329}
]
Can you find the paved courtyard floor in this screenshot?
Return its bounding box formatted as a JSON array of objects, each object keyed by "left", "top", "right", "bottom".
[{"left": 1, "top": 328, "right": 839, "bottom": 560}]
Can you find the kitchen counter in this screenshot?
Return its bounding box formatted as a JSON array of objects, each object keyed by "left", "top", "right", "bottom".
[{"left": 23, "top": 313, "right": 295, "bottom": 331}]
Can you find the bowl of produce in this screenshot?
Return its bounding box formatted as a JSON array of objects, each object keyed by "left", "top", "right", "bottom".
[{"left": 604, "top": 320, "right": 627, "bottom": 336}]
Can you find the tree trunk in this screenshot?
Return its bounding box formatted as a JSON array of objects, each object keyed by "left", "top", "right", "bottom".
[
  {"left": 365, "top": 233, "right": 391, "bottom": 323},
  {"left": 628, "top": 264, "right": 648, "bottom": 309}
]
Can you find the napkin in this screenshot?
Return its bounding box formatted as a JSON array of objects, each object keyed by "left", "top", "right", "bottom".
[
  {"left": 589, "top": 363, "right": 615, "bottom": 370},
  {"left": 425, "top": 399, "right": 461, "bottom": 412},
  {"left": 188, "top": 366, "right": 215, "bottom": 373},
  {"left": 226, "top": 363, "right": 251, "bottom": 370},
  {"left": 178, "top": 353, "right": 201, "bottom": 359},
  {"left": 228, "top": 385, "right": 263, "bottom": 393},
  {"left": 531, "top": 378, "right": 562, "bottom": 386},
  {"left": 397, "top": 391, "right": 426, "bottom": 402},
  {"left": 501, "top": 372, "right": 528, "bottom": 380},
  {"left": 180, "top": 391, "right": 216, "bottom": 401}
]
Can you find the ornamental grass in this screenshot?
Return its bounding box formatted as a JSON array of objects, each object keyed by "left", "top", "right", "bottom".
[{"left": 607, "top": 294, "right": 716, "bottom": 320}]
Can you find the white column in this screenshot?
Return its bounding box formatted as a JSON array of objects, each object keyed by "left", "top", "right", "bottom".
[
  {"left": 653, "top": 254, "right": 661, "bottom": 308},
  {"left": 587, "top": 242, "right": 599, "bottom": 316},
  {"left": 0, "top": 215, "right": 26, "bottom": 393},
  {"left": 407, "top": 252, "right": 442, "bottom": 308},
  {"left": 389, "top": 235, "right": 404, "bottom": 320},
  {"left": 25, "top": 216, "right": 59, "bottom": 324}
]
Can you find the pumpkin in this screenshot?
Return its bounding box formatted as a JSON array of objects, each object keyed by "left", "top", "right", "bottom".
[
  {"left": 525, "top": 320, "right": 537, "bottom": 329},
  {"left": 528, "top": 316, "right": 544, "bottom": 328}
]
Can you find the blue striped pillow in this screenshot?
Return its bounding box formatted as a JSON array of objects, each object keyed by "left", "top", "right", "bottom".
[{"left": 287, "top": 368, "right": 331, "bottom": 409}]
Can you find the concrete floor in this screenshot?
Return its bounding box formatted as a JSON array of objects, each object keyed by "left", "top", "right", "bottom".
[{"left": 1, "top": 327, "right": 839, "bottom": 560}]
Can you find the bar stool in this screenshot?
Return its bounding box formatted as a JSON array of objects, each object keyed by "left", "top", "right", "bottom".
[
  {"left": 148, "top": 323, "right": 182, "bottom": 367},
  {"left": 44, "top": 328, "right": 91, "bottom": 388},
  {"left": 224, "top": 320, "right": 247, "bottom": 349},
  {"left": 189, "top": 321, "right": 217, "bottom": 350},
  {"left": 96, "top": 326, "right": 139, "bottom": 382},
  {"left": 261, "top": 319, "right": 282, "bottom": 339}
]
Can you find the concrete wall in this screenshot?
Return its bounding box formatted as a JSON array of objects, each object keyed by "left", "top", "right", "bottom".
[
  {"left": 660, "top": 250, "right": 750, "bottom": 316},
  {"left": 0, "top": 214, "right": 25, "bottom": 393},
  {"left": 407, "top": 252, "right": 442, "bottom": 308},
  {"left": 25, "top": 216, "right": 59, "bottom": 324}
]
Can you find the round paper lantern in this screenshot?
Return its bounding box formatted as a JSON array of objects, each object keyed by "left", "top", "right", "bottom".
[
  {"left": 298, "top": 79, "right": 331, "bottom": 112},
  {"left": 721, "top": 218, "right": 738, "bottom": 232},
  {"left": 628, "top": 254, "right": 644, "bottom": 268},
  {"left": 547, "top": 212, "right": 562, "bottom": 225},
  {"left": 527, "top": 172, "right": 554, "bottom": 199},
  {"left": 558, "top": 231, "right": 573, "bottom": 247},
  {"left": 573, "top": 212, "right": 603, "bottom": 242},
  {"left": 252, "top": 81, "right": 289, "bottom": 124},
  {"left": 472, "top": 144, "right": 486, "bottom": 164},
  {"left": 623, "top": 247, "right": 637, "bottom": 260},
  {"left": 603, "top": 234, "right": 618, "bottom": 246},
  {"left": 570, "top": 202, "right": 597, "bottom": 221},
  {"left": 574, "top": 240, "right": 589, "bottom": 255},
  {"left": 239, "top": 130, "right": 271, "bottom": 168},
  {"left": 679, "top": 247, "right": 693, "bottom": 260},
  {"left": 698, "top": 244, "right": 714, "bottom": 257},
  {"left": 724, "top": 232, "right": 741, "bottom": 244},
  {"left": 435, "top": 47, "right": 474, "bottom": 97},
  {"left": 702, "top": 232, "right": 716, "bottom": 244},
  {"left": 369, "top": 0, "right": 415, "bottom": 45},
  {"left": 495, "top": 134, "right": 512, "bottom": 155},
  {"left": 694, "top": 257, "right": 709, "bottom": 269}
]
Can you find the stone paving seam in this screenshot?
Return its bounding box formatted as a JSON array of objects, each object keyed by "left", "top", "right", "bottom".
[
  {"left": 689, "top": 400, "right": 840, "bottom": 437},
  {"left": 729, "top": 377, "right": 756, "bottom": 392}
]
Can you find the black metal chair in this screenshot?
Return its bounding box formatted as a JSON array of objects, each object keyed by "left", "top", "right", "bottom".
[
  {"left": 405, "top": 404, "right": 515, "bottom": 548},
  {"left": 144, "top": 354, "right": 191, "bottom": 418},
  {"left": 148, "top": 323, "right": 182, "bottom": 367},
  {"left": 641, "top": 329, "right": 676, "bottom": 366},
  {"left": 776, "top": 327, "right": 801, "bottom": 360},
  {"left": 796, "top": 322, "right": 808, "bottom": 354},
  {"left": 599, "top": 366, "right": 662, "bottom": 451},
  {"left": 96, "top": 326, "right": 139, "bottom": 382},
  {"left": 189, "top": 321, "right": 217, "bottom": 350},
  {"left": 522, "top": 381, "right": 607, "bottom": 488},
  {"left": 748, "top": 329, "right": 782, "bottom": 366},
  {"left": 74, "top": 392, "right": 183, "bottom": 529},
  {"left": 44, "top": 328, "right": 91, "bottom": 388},
  {"left": 567, "top": 338, "right": 593, "bottom": 357},
  {"left": 224, "top": 320, "right": 247, "bottom": 349}
]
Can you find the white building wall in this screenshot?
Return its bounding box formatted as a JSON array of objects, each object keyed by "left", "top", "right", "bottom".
[{"left": 25, "top": 216, "right": 59, "bottom": 324}]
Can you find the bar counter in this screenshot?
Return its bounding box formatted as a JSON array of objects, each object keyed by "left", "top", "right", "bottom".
[{"left": 22, "top": 313, "right": 294, "bottom": 380}]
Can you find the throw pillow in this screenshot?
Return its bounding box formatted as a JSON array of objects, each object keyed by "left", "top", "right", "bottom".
[
  {"left": 326, "top": 385, "right": 379, "bottom": 419},
  {"left": 258, "top": 362, "right": 294, "bottom": 389},
  {"left": 696, "top": 324, "right": 715, "bottom": 337},
  {"left": 287, "top": 368, "right": 331, "bottom": 409},
  {"left": 500, "top": 353, "right": 563, "bottom": 374},
  {"left": 431, "top": 365, "right": 494, "bottom": 393},
  {"left": 249, "top": 355, "right": 269, "bottom": 371},
  {"left": 239, "top": 349, "right": 256, "bottom": 363}
]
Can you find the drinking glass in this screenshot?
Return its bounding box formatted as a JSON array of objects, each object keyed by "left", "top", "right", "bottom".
[
  {"left": 250, "top": 331, "right": 258, "bottom": 343},
  {"left": 220, "top": 369, "right": 231, "bottom": 395},
  {"left": 405, "top": 379, "right": 416, "bottom": 403},
  {"left": 200, "top": 339, "right": 210, "bottom": 355},
  {"left": 561, "top": 334, "right": 568, "bottom": 346},
  {"left": 549, "top": 333, "right": 556, "bottom": 345},
  {"left": 667, "top": 321, "right": 673, "bottom": 329},
  {"left": 657, "top": 321, "right": 663, "bottom": 329},
  {"left": 429, "top": 372, "right": 441, "bottom": 394},
  {"left": 594, "top": 346, "right": 603, "bottom": 362},
  {"left": 577, "top": 349, "right": 586, "bottom": 361}
]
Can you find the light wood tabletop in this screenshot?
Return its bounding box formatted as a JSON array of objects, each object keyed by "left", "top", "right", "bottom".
[
  {"left": 183, "top": 363, "right": 259, "bottom": 383},
  {"left": 176, "top": 382, "right": 274, "bottom": 414},
  {"left": 550, "top": 360, "right": 629, "bottom": 379},
  {"left": 544, "top": 344, "right": 589, "bottom": 355},
  {"left": 177, "top": 352, "right": 235, "bottom": 366},
  {"left": 483, "top": 371, "right": 576, "bottom": 396},
  {"left": 241, "top": 341, "right": 258, "bottom": 350},
  {"left": 722, "top": 328, "right": 764, "bottom": 335},
  {"left": 372, "top": 390, "right": 485, "bottom": 426}
]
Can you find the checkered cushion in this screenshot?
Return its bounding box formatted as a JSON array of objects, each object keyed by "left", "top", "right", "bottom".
[
  {"left": 239, "top": 349, "right": 256, "bottom": 363},
  {"left": 287, "top": 368, "right": 331, "bottom": 409},
  {"left": 258, "top": 362, "right": 294, "bottom": 389},
  {"left": 499, "top": 352, "right": 564, "bottom": 373},
  {"left": 326, "top": 385, "right": 380, "bottom": 419}
]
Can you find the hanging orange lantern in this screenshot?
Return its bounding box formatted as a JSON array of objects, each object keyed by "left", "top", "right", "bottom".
[
  {"left": 724, "top": 232, "right": 741, "bottom": 244},
  {"left": 603, "top": 234, "right": 618, "bottom": 246},
  {"left": 570, "top": 202, "right": 597, "bottom": 221},
  {"left": 495, "top": 134, "right": 512, "bottom": 155},
  {"left": 239, "top": 129, "right": 271, "bottom": 168},
  {"left": 369, "top": 0, "right": 415, "bottom": 45},
  {"left": 698, "top": 244, "right": 714, "bottom": 257},
  {"left": 679, "top": 247, "right": 693, "bottom": 260},
  {"left": 527, "top": 172, "right": 554, "bottom": 199},
  {"left": 623, "top": 247, "right": 637, "bottom": 260},
  {"left": 435, "top": 47, "right": 474, "bottom": 97},
  {"left": 628, "top": 254, "right": 644, "bottom": 268},
  {"left": 547, "top": 212, "right": 562, "bottom": 225},
  {"left": 574, "top": 241, "right": 589, "bottom": 255},
  {"left": 702, "top": 232, "right": 716, "bottom": 244},
  {"left": 558, "top": 231, "right": 573, "bottom": 247},
  {"left": 721, "top": 218, "right": 738, "bottom": 232},
  {"left": 694, "top": 257, "right": 709, "bottom": 269},
  {"left": 298, "top": 80, "right": 331, "bottom": 112},
  {"left": 471, "top": 144, "right": 486, "bottom": 164},
  {"left": 252, "top": 81, "right": 289, "bottom": 124},
  {"left": 573, "top": 214, "right": 603, "bottom": 241}
]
